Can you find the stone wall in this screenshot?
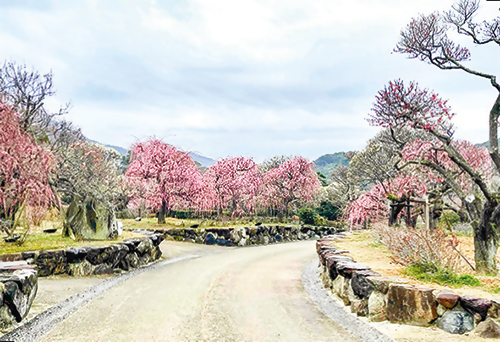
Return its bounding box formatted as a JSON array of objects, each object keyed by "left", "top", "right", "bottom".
[
  {"left": 141, "top": 225, "right": 343, "bottom": 247},
  {"left": 316, "top": 236, "right": 500, "bottom": 338},
  {"left": 0, "top": 234, "right": 164, "bottom": 277},
  {"left": 0, "top": 263, "right": 38, "bottom": 333},
  {"left": 0, "top": 234, "right": 164, "bottom": 333}
]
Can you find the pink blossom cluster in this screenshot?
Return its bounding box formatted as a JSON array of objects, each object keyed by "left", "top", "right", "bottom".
[
  {"left": 368, "top": 79, "right": 454, "bottom": 132},
  {"left": 401, "top": 138, "right": 491, "bottom": 193},
  {"left": 124, "top": 140, "right": 207, "bottom": 214},
  {"left": 203, "top": 156, "right": 261, "bottom": 214},
  {"left": 261, "top": 157, "right": 320, "bottom": 214},
  {"left": 345, "top": 174, "right": 428, "bottom": 228}
]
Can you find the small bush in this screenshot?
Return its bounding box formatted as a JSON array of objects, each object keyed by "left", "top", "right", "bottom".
[
  {"left": 489, "top": 287, "right": 500, "bottom": 294},
  {"left": 440, "top": 210, "right": 461, "bottom": 232},
  {"left": 440, "top": 210, "right": 461, "bottom": 226},
  {"left": 315, "top": 215, "right": 327, "bottom": 226},
  {"left": 452, "top": 223, "right": 473, "bottom": 237},
  {"left": 116, "top": 210, "right": 133, "bottom": 219},
  {"left": 316, "top": 202, "right": 339, "bottom": 221},
  {"left": 299, "top": 208, "right": 317, "bottom": 225},
  {"left": 373, "top": 224, "right": 469, "bottom": 273},
  {"left": 171, "top": 210, "right": 192, "bottom": 219}
]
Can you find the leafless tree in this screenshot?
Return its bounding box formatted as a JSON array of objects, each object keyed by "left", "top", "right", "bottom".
[{"left": 0, "top": 61, "right": 74, "bottom": 143}]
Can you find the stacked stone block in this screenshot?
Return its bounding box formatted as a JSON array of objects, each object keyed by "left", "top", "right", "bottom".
[
  {"left": 0, "top": 262, "right": 38, "bottom": 332},
  {"left": 153, "top": 225, "right": 344, "bottom": 247},
  {"left": 0, "top": 234, "right": 164, "bottom": 278},
  {"left": 316, "top": 236, "right": 500, "bottom": 338}
]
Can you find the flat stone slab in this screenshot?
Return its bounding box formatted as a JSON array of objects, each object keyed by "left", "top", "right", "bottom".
[
  {"left": 387, "top": 284, "right": 437, "bottom": 326},
  {"left": 0, "top": 261, "right": 36, "bottom": 272},
  {"left": 336, "top": 262, "right": 370, "bottom": 279},
  {"left": 460, "top": 295, "right": 492, "bottom": 321},
  {"left": 0, "top": 268, "right": 38, "bottom": 332},
  {"left": 351, "top": 270, "right": 381, "bottom": 299},
  {"left": 436, "top": 290, "right": 460, "bottom": 309}
]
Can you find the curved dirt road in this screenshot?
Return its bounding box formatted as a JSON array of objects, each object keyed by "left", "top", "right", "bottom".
[{"left": 38, "top": 241, "right": 361, "bottom": 341}]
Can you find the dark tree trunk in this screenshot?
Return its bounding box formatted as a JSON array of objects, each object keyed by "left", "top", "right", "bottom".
[
  {"left": 158, "top": 200, "right": 166, "bottom": 224},
  {"left": 389, "top": 200, "right": 405, "bottom": 226},
  {"left": 488, "top": 93, "right": 500, "bottom": 171},
  {"left": 0, "top": 207, "right": 16, "bottom": 235},
  {"left": 474, "top": 200, "right": 500, "bottom": 274}
]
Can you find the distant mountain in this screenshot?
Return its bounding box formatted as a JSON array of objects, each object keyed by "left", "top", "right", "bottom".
[
  {"left": 478, "top": 139, "right": 499, "bottom": 148},
  {"left": 86, "top": 138, "right": 217, "bottom": 167},
  {"left": 313, "top": 152, "right": 349, "bottom": 177},
  {"left": 189, "top": 152, "right": 215, "bottom": 167},
  {"left": 86, "top": 138, "right": 128, "bottom": 156}
]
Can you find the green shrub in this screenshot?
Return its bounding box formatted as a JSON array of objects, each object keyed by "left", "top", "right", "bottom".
[
  {"left": 298, "top": 208, "right": 317, "bottom": 225},
  {"left": 404, "top": 262, "right": 481, "bottom": 287},
  {"left": 169, "top": 210, "right": 218, "bottom": 219},
  {"left": 440, "top": 210, "right": 461, "bottom": 226},
  {"left": 315, "top": 215, "right": 327, "bottom": 226},
  {"left": 171, "top": 210, "right": 193, "bottom": 219},
  {"left": 316, "top": 202, "right": 339, "bottom": 221}
]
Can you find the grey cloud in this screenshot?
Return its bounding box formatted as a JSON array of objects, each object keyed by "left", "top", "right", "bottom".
[{"left": 0, "top": 0, "right": 494, "bottom": 161}]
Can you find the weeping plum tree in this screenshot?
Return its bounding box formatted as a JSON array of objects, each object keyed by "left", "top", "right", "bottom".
[
  {"left": 368, "top": 80, "right": 497, "bottom": 273},
  {"left": 124, "top": 140, "right": 208, "bottom": 224},
  {"left": 204, "top": 157, "right": 261, "bottom": 216},
  {"left": 390, "top": 0, "right": 500, "bottom": 273},
  {"left": 0, "top": 102, "right": 54, "bottom": 233},
  {"left": 262, "top": 157, "right": 320, "bottom": 217},
  {"left": 0, "top": 61, "right": 90, "bottom": 238}
]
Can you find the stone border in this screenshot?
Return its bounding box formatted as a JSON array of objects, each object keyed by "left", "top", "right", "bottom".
[
  {"left": 0, "top": 234, "right": 164, "bottom": 277},
  {"left": 0, "top": 266, "right": 38, "bottom": 333},
  {"left": 128, "top": 225, "right": 344, "bottom": 246},
  {"left": 316, "top": 236, "right": 500, "bottom": 338},
  {"left": 302, "top": 260, "right": 394, "bottom": 342},
  {"left": 0, "top": 234, "right": 165, "bottom": 333}
]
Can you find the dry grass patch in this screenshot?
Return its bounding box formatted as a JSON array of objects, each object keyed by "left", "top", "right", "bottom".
[{"left": 333, "top": 227, "right": 500, "bottom": 300}]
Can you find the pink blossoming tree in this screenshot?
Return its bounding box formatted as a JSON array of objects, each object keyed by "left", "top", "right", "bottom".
[
  {"left": 388, "top": 0, "right": 500, "bottom": 273},
  {"left": 124, "top": 140, "right": 207, "bottom": 224},
  {"left": 204, "top": 157, "right": 261, "bottom": 216},
  {"left": 369, "top": 79, "right": 497, "bottom": 273},
  {"left": 0, "top": 102, "right": 54, "bottom": 233},
  {"left": 262, "top": 157, "right": 320, "bottom": 217},
  {"left": 346, "top": 174, "right": 428, "bottom": 228}
]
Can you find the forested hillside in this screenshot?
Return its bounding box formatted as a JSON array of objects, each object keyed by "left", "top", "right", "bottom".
[{"left": 313, "top": 152, "right": 349, "bottom": 176}]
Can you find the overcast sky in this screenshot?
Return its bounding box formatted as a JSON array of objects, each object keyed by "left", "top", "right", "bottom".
[{"left": 0, "top": 0, "right": 498, "bottom": 162}]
